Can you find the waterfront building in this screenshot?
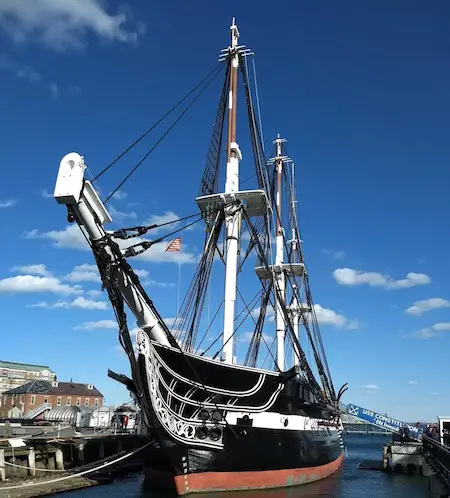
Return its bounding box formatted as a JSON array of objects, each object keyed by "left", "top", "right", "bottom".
[
  {"left": 0, "top": 360, "right": 56, "bottom": 394},
  {"left": 0, "top": 380, "right": 103, "bottom": 418}
]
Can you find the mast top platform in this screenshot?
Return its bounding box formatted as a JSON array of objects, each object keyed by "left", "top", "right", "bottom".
[{"left": 218, "top": 18, "right": 253, "bottom": 62}]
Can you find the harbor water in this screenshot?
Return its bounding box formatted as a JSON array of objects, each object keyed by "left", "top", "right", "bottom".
[{"left": 55, "top": 434, "right": 430, "bottom": 497}]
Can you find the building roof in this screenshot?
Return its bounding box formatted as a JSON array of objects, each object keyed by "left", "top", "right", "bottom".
[
  {"left": 44, "top": 406, "right": 95, "bottom": 423},
  {"left": 4, "top": 380, "right": 103, "bottom": 397},
  {"left": 0, "top": 360, "right": 54, "bottom": 372}
]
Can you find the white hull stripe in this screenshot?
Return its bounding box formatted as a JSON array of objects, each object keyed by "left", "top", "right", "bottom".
[{"left": 226, "top": 411, "right": 340, "bottom": 432}]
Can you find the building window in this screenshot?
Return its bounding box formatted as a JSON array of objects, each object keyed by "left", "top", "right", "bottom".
[
  {"left": 57, "top": 397, "right": 62, "bottom": 407},
  {"left": 31, "top": 396, "right": 36, "bottom": 405},
  {"left": 94, "top": 398, "right": 99, "bottom": 407},
  {"left": 66, "top": 397, "right": 71, "bottom": 406},
  {"left": 85, "top": 398, "right": 90, "bottom": 406},
  {"left": 44, "top": 398, "right": 48, "bottom": 404},
  {"left": 76, "top": 397, "right": 81, "bottom": 407}
]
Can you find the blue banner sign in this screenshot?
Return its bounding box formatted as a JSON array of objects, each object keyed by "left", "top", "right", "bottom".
[{"left": 347, "top": 404, "right": 423, "bottom": 438}]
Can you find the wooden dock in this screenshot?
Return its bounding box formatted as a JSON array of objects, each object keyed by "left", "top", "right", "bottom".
[{"left": 0, "top": 433, "right": 150, "bottom": 497}]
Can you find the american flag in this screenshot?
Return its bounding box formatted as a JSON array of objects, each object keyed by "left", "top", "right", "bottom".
[{"left": 165, "top": 237, "right": 182, "bottom": 252}]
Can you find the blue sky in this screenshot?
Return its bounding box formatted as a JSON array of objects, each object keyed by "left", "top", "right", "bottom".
[{"left": 0, "top": 0, "right": 449, "bottom": 421}]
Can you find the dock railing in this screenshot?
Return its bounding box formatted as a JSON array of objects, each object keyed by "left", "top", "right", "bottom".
[{"left": 422, "top": 435, "right": 450, "bottom": 487}]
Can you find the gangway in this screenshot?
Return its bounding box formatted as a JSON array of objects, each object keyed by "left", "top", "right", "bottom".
[
  {"left": 346, "top": 404, "right": 422, "bottom": 439},
  {"left": 23, "top": 402, "right": 52, "bottom": 419}
]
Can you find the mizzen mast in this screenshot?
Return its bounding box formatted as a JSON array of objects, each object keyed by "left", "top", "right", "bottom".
[{"left": 288, "top": 162, "right": 301, "bottom": 370}]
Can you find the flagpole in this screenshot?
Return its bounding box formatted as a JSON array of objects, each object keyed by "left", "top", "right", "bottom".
[
  {"left": 165, "top": 237, "right": 182, "bottom": 318},
  {"left": 177, "top": 262, "right": 181, "bottom": 318}
]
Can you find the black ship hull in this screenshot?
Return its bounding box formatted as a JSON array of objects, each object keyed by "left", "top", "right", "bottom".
[
  {"left": 134, "top": 338, "right": 344, "bottom": 495},
  {"left": 144, "top": 426, "right": 343, "bottom": 494}
]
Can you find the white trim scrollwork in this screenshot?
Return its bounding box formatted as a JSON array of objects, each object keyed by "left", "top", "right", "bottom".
[{"left": 140, "top": 336, "right": 224, "bottom": 449}]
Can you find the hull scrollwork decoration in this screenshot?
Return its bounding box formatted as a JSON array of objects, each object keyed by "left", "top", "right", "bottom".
[{"left": 137, "top": 331, "right": 225, "bottom": 449}]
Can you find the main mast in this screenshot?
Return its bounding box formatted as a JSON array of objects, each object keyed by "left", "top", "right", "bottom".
[{"left": 222, "top": 18, "right": 242, "bottom": 364}]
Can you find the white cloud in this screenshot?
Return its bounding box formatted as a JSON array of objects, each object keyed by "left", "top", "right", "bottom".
[
  {"left": 39, "top": 189, "right": 53, "bottom": 199},
  {"left": 0, "top": 275, "right": 81, "bottom": 295},
  {"left": 250, "top": 303, "right": 358, "bottom": 330},
  {"left": 406, "top": 298, "right": 450, "bottom": 316},
  {"left": 322, "top": 249, "right": 345, "bottom": 260},
  {"left": 251, "top": 306, "right": 275, "bottom": 322},
  {"left": 109, "top": 205, "right": 137, "bottom": 222},
  {"left": 358, "top": 384, "right": 379, "bottom": 393},
  {"left": 24, "top": 224, "right": 89, "bottom": 250},
  {"left": 164, "top": 318, "right": 177, "bottom": 327},
  {"left": 111, "top": 190, "right": 128, "bottom": 201},
  {"left": 11, "top": 264, "right": 51, "bottom": 277},
  {"left": 60, "top": 296, "right": 107, "bottom": 310},
  {"left": 49, "top": 82, "right": 58, "bottom": 99},
  {"left": 0, "top": 0, "right": 144, "bottom": 51},
  {"left": 408, "top": 380, "right": 418, "bottom": 385},
  {"left": 16, "top": 66, "right": 41, "bottom": 82},
  {"left": 29, "top": 296, "right": 107, "bottom": 310},
  {"left": 0, "top": 54, "right": 57, "bottom": 96},
  {"left": 134, "top": 269, "right": 149, "bottom": 278},
  {"left": 239, "top": 331, "right": 273, "bottom": 344},
  {"left": 86, "top": 289, "right": 103, "bottom": 298},
  {"left": 333, "top": 268, "right": 431, "bottom": 290},
  {"left": 313, "top": 304, "right": 358, "bottom": 330},
  {"left": 416, "top": 322, "right": 450, "bottom": 339},
  {"left": 63, "top": 264, "right": 99, "bottom": 282},
  {"left": 144, "top": 211, "right": 181, "bottom": 234},
  {"left": 74, "top": 319, "right": 117, "bottom": 330},
  {"left": 134, "top": 268, "right": 174, "bottom": 287},
  {"left": 0, "top": 199, "right": 18, "bottom": 208},
  {"left": 24, "top": 225, "right": 199, "bottom": 264}
]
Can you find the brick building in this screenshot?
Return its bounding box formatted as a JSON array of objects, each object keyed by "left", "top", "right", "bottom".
[
  {"left": 0, "top": 380, "right": 103, "bottom": 418},
  {"left": 0, "top": 360, "right": 56, "bottom": 394}
]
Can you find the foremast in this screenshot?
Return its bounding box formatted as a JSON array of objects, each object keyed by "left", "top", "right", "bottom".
[{"left": 222, "top": 18, "right": 242, "bottom": 364}]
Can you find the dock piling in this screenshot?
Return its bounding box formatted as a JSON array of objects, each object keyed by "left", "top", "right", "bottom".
[
  {"left": 28, "top": 447, "right": 36, "bottom": 477},
  {"left": 0, "top": 449, "right": 5, "bottom": 482},
  {"left": 55, "top": 448, "right": 64, "bottom": 471}
]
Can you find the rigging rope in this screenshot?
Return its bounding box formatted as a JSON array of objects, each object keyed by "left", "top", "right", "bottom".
[
  {"left": 121, "top": 217, "right": 203, "bottom": 258},
  {"left": 105, "top": 64, "right": 225, "bottom": 203},
  {"left": 110, "top": 211, "right": 203, "bottom": 240},
  {"left": 93, "top": 62, "right": 224, "bottom": 183},
  {"left": 252, "top": 57, "right": 265, "bottom": 154}
]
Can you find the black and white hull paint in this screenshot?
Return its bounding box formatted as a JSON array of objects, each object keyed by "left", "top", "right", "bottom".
[{"left": 137, "top": 334, "right": 344, "bottom": 494}]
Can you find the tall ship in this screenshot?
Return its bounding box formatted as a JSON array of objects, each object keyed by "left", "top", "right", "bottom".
[{"left": 53, "top": 19, "right": 345, "bottom": 494}]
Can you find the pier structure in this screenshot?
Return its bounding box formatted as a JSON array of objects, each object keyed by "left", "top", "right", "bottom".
[{"left": 0, "top": 431, "right": 151, "bottom": 497}]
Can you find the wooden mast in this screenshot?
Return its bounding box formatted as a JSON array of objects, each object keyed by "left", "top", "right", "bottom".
[{"left": 222, "top": 18, "right": 242, "bottom": 364}]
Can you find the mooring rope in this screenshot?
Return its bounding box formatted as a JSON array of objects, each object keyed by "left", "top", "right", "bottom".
[{"left": 0, "top": 440, "right": 153, "bottom": 490}]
